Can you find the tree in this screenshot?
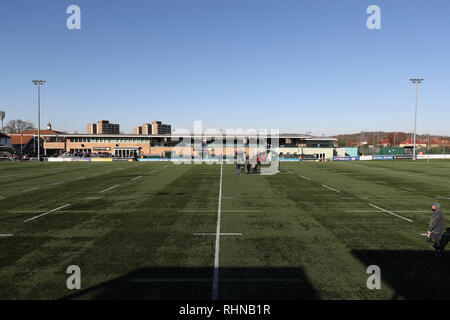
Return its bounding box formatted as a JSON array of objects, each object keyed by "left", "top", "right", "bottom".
[
  {"left": 337, "top": 140, "right": 347, "bottom": 147},
  {"left": 387, "top": 132, "right": 395, "bottom": 146},
  {"left": 3, "top": 119, "right": 35, "bottom": 134},
  {"left": 396, "top": 132, "right": 408, "bottom": 145}
]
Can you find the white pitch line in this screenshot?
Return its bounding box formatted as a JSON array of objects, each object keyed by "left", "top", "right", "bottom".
[
  {"left": 437, "top": 196, "right": 450, "bottom": 200},
  {"left": 130, "top": 176, "right": 143, "bottom": 182},
  {"left": 300, "top": 175, "right": 311, "bottom": 181},
  {"left": 0, "top": 234, "right": 13, "bottom": 237},
  {"left": 346, "top": 210, "right": 428, "bottom": 213},
  {"left": 22, "top": 187, "right": 39, "bottom": 193},
  {"left": 75, "top": 176, "right": 85, "bottom": 180},
  {"left": 24, "top": 204, "right": 71, "bottom": 223},
  {"left": 368, "top": 203, "right": 413, "bottom": 222},
  {"left": 99, "top": 184, "right": 120, "bottom": 194},
  {"left": 321, "top": 184, "right": 341, "bottom": 193},
  {"left": 212, "top": 163, "right": 223, "bottom": 301},
  {"left": 149, "top": 170, "right": 158, "bottom": 174},
  {"left": 52, "top": 181, "right": 64, "bottom": 185},
  {"left": 194, "top": 233, "right": 242, "bottom": 236}
]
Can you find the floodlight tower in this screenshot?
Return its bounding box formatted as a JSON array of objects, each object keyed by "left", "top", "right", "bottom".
[
  {"left": 410, "top": 78, "right": 423, "bottom": 160},
  {"left": 32, "top": 80, "right": 46, "bottom": 160},
  {"left": 0, "top": 111, "right": 5, "bottom": 132}
]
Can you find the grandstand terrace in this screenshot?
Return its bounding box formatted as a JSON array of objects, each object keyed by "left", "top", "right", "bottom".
[{"left": 41, "top": 133, "right": 337, "bottom": 159}]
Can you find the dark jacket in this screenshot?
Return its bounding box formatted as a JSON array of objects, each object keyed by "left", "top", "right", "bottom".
[{"left": 429, "top": 203, "right": 444, "bottom": 240}]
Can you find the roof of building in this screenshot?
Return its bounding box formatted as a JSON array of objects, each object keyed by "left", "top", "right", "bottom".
[
  {"left": 9, "top": 130, "right": 62, "bottom": 145},
  {"left": 0, "top": 132, "right": 11, "bottom": 139},
  {"left": 38, "top": 133, "right": 337, "bottom": 141},
  {"left": 429, "top": 139, "right": 449, "bottom": 145},
  {"left": 400, "top": 138, "right": 428, "bottom": 145}
]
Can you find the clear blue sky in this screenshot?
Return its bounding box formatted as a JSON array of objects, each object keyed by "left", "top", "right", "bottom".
[{"left": 1, "top": 0, "right": 449, "bottom": 136}]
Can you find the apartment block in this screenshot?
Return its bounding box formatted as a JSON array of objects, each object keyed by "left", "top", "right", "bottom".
[{"left": 88, "top": 120, "right": 120, "bottom": 134}]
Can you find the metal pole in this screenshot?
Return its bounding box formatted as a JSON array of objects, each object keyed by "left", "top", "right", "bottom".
[
  {"left": 410, "top": 78, "right": 423, "bottom": 160},
  {"left": 32, "top": 80, "right": 45, "bottom": 160},
  {"left": 38, "top": 83, "right": 41, "bottom": 160},
  {"left": 413, "top": 82, "right": 418, "bottom": 160}
]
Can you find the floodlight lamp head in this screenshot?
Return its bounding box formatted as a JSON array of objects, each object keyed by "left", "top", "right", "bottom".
[{"left": 32, "top": 80, "right": 46, "bottom": 85}]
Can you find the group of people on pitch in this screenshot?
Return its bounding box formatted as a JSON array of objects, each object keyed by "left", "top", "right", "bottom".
[
  {"left": 427, "top": 203, "right": 449, "bottom": 257},
  {"left": 235, "top": 154, "right": 261, "bottom": 175}
]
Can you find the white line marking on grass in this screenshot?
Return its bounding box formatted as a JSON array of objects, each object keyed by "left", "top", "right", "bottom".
[
  {"left": 375, "top": 181, "right": 386, "bottom": 185},
  {"left": 299, "top": 175, "right": 311, "bottom": 181},
  {"left": 22, "top": 187, "right": 39, "bottom": 193},
  {"left": 75, "top": 176, "right": 85, "bottom": 180},
  {"left": 130, "top": 176, "right": 143, "bottom": 182},
  {"left": 178, "top": 209, "right": 216, "bottom": 213},
  {"left": 149, "top": 170, "right": 158, "bottom": 174},
  {"left": 24, "top": 204, "right": 71, "bottom": 223},
  {"left": 194, "top": 233, "right": 242, "bottom": 236},
  {"left": 420, "top": 234, "right": 428, "bottom": 236},
  {"left": 99, "top": 184, "right": 120, "bottom": 194},
  {"left": 321, "top": 184, "right": 341, "bottom": 193},
  {"left": 212, "top": 163, "right": 223, "bottom": 301},
  {"left": 437, "top": 196, "right": 450, "bottom": 200},
  {"left": 401, "top": 187, "right": 415, "bottom": 192},
  {"left": 52, "top": 181, "right": 64, "bottom": 185},
  {"left": 0, "top": 196, "right": 5, "bottom": 200},
  {"left": 0, "top": 234, "right": 13, "bottom": 237},
  {"left": 368, "top": 203, "right": 413, "bottom": 222},
  {"left": 222, "top": 210, "right": 261, "bottom": 213},
  {"left": 346, "top": 210, "right": 427, "bottom": 213}
]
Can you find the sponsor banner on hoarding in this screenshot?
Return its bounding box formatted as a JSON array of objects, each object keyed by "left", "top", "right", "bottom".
[
  {"left": 359, "top": 156, "right": 373, "bottom": 161},
  {"left": 138, "top": 158, "right": 162, "bottom": 162},
  {"left": 91, "top": 158, "right": 113, "bottom": 162},
  {"left": 372, "top": 155, "right": 394, "bottom": 160},
  {"left": 333, "top": 156, "right": 360, "bottom": 161},
  {"left": 417, "top": 154, "right": 450, "bottom": 160},
  {"left": 47, "top": 157, "right": 66, "bottom": 162},
  {"left": 114, "top": 158, "right": 133, "bottom": 162},
  {"left": 72, "top": 158, "right": 91, "bottom": 162},
  {"left": 280, "top": 159, "right": 301, "bottom": 162},
  {"left": 394, "top": 155, "right": 413, "bottom": 160}
]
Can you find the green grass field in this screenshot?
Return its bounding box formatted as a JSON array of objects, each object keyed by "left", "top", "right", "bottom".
[{"left": 1, "top": 160, "right": 449, "bottom": 300}]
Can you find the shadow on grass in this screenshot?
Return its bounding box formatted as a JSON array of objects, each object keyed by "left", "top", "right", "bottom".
[
  {"left": 351, "top": 250, "right": 450, "bottom": 299},
  {"left": 61, "top": 267, "right": 318, "bottom": 300}
]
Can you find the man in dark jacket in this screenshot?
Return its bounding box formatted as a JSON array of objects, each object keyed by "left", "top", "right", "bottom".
[{"left": 427, "top": 203, "right": 445, "bottom": 255}]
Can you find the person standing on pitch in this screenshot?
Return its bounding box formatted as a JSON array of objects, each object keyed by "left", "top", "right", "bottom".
[{"left": 427, "top": 203, "right": 445, "bottom": 256}]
